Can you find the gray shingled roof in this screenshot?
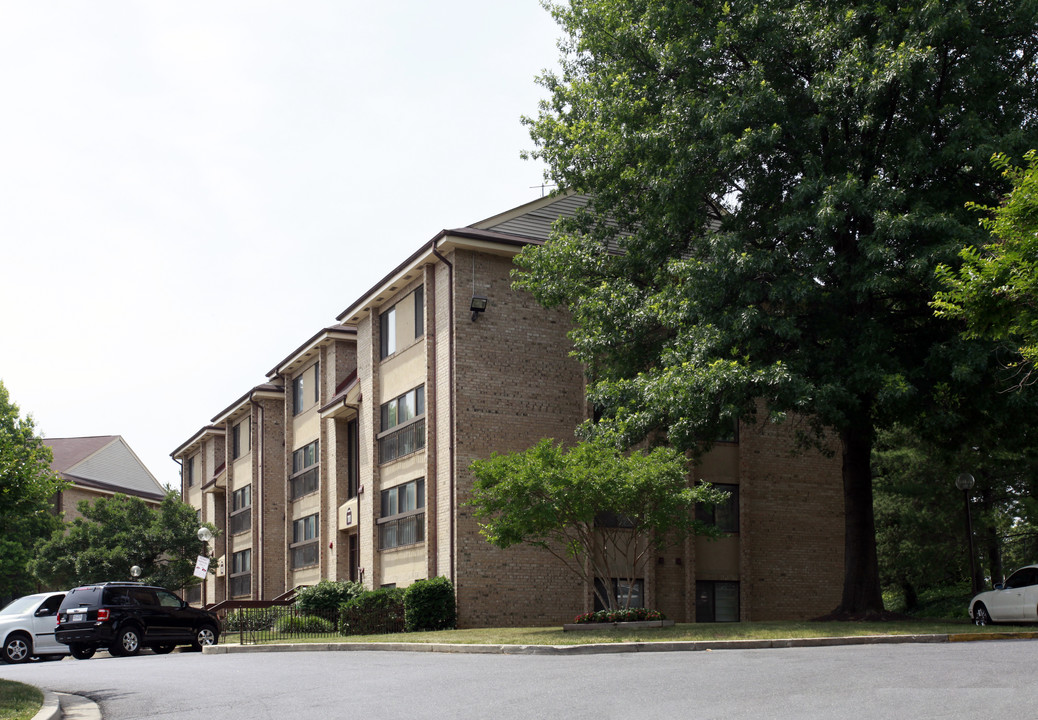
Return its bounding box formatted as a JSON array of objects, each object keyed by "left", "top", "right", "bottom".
[{"left": 45, "top": 436, "right": 166, "bottom": 500}]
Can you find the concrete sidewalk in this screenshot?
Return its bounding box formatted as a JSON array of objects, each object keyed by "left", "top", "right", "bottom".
[
  {"left": 203, "top": 630, "right": 1038, "bottom": 656},
  {"left": 32, "top": 691, "right": 101, "bottom": 720}
]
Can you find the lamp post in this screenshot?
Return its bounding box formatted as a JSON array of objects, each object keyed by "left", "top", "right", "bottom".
[{"left": 955, "top": 472, "right": 979, "bottom": 594}]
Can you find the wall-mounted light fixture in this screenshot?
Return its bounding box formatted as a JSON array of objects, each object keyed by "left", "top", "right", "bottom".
[{"left": 470, "top": 296, "right": 488, "bottom": 321}]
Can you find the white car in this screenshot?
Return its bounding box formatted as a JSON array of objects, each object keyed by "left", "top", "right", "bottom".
[
  {"left": 969, "top": 565, "right": 1038, "bottom": 625},
  {"left": 0, "top": 592, "right": 68, "bottom": 663}
]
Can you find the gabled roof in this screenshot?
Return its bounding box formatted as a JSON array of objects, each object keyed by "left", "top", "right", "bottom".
[
  {"left": 266, "top": 324, "right": 356, "bottom": 379},
  {"left": 170, "top": 424, "right": 225, "bottom": 460},
  {"left": 335, "top": 193, "right": 587, "bottom": 325},
  {"left": 45, "top": 436, "right": 166, "bottom": 501}
]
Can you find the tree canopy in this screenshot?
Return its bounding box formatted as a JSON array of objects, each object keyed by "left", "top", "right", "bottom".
[
  {"left": 469, "top": 438, "right": 724, "bottom": 610},
  {"left": 934, "top": 150, "right": 1038, "bottom": 387},
  {"left": 30, "top": 492, "right": 216, "bottom": 591},
  {"left": 518, "top": 0, "right": 1038, "bottom": 613},
  {"left": 0, "top": 380, "right": 67, "bottom": 601}
]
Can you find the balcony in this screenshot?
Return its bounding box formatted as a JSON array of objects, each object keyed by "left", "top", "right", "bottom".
[{"left": 378, "top": 417, "right": 425, "bottom": 464}]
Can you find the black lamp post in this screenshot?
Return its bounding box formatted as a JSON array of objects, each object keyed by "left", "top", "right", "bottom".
[{"left": 955, "top": 472, "right": 979, "bottom": 594}]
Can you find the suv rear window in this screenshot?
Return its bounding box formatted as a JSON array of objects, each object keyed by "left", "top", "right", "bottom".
[{"left": 58, "top": 586, "right": 103, "bottom": 611}]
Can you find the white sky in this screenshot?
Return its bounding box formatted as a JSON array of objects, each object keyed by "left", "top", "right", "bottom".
[{"left": 0, "top": 1, "right": 561, "bottom": 489}]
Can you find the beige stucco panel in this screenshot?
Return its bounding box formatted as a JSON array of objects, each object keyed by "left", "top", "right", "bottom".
[
  {"left": 381, "top": 544, "right": 426, "bottom": 587},
  {"left": 380, "top": 451, "right": 426, "bottom": 488},
  {"left": 292, "top": 408, "right": 320, "bottom": 449},
  {"left": 379, "top": 339, "right": 426, "bottom": 401}
]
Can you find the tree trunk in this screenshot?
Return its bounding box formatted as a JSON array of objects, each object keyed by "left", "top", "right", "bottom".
[
  {"left": 979, "top": 485, "right": 1001, "bottom": 588},
  {"left": 836, "top": 418, "right": 885, "bottom": 615}
]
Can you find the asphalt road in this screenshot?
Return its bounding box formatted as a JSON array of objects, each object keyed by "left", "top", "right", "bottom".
[{"left": 1, "top": 640, "right": 1033, "bottom": 719}]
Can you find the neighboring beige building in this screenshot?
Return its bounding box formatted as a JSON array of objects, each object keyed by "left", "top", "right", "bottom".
[
  {"left": 45, "top": 436, "right": 166, "bottom": 523},
  {"left": 172, "top": 193, "right": 845, "bottom": 626}
]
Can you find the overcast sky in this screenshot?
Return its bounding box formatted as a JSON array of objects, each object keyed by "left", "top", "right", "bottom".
[{"left": 0, "top": 1, "right": 561, "bottom": 489}]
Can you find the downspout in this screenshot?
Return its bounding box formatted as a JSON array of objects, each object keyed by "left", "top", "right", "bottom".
[
  {"left": 250, "top": 396, "right": 263, "bottom": 600},
  {"left": 431, "top": 241, "right": 456, "bottom": 583}
]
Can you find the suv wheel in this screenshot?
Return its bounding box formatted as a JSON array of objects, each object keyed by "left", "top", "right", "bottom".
[
  {"left": 191, "top": 625, "right": 218, "bottom": 651},
  {"left": 70, "top": 644, "right": 96, "bottom": 660},
  {"left": 112, "top": 627, "right": 142, "bottom": 657},
  {"left": 1, "top": 633, "right": 31, "bottom": 664}
]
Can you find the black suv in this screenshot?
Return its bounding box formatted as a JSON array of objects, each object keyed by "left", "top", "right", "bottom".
[{"left": 55, "top": 582, "right": 220, "bottom": 659}]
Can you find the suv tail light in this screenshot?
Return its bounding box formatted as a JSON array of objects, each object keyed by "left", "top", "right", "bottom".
[{"left": 96, "top": 609, "right": 110, "bottom": 622}]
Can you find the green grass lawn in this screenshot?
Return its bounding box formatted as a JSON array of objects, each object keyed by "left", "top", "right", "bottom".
[
  {"left": 222, "top": 619, "right": 1037, "bottom": 647},
  {"left": 0, "top": 679, "right": 43, "bottom": 720}
]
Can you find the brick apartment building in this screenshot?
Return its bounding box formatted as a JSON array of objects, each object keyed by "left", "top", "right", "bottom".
[{"left": 171, "top": 193, "right": 844, "bottom": 626}]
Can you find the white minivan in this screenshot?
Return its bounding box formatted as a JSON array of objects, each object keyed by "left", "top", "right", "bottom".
[{"left": 0, "top": 592, "right": 68, "bottom": 663}]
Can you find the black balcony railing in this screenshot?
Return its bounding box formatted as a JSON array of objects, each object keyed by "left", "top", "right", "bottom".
[
  {"left": 289, "top": 467, "right": 319, "bottom": 500},
  {"left": 378, "top": 511, "right": 425, "bottom": 550},
  {"left": 229, "top": 508, "right": 252, "bottom": 535},
  {"left": 379, "top": 418, "right": 425, "bottom": 464},
  {"left": 290, "top": 541, "right": 319, "bottom": 569},
  {"left": 229, "top": 573, "right": 251, "bottom": 598}
]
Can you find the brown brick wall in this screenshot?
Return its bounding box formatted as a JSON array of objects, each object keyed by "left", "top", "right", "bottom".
[{"left": 450, "top": 249, "right": 589, "bottom": 627}]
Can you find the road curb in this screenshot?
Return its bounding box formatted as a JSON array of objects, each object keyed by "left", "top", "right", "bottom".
[
  {"left": 31, "top": 690, "right": 60, "bottom": 720},
  {"left": 201, "top": 631, "right": 1035, "bottom": 657},
  {"left": 948, "top": 631, "right": 1038, "bottom": 643}
]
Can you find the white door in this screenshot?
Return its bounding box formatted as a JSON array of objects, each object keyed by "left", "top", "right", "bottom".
[{"left": 30, "top": 594, "right": 64, "bottom": 654}]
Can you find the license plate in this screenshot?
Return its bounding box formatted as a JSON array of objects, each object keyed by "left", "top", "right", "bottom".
[{"left": 70, "top": 613, "right": 84, "bottom": 622}]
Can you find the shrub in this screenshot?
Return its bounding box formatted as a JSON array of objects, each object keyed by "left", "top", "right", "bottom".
[
  {"left": 224, "top": 607, "right": 280, "bottom": 632},
  {"left": 404, "top": 576, "right": 457, "bottom": 632},
  {"left": 339, "top": 588, "right": 406, "bottom": 635},
  {"left": 295, "top": 580, "right": 365, "bottom": 613},
  {"left": 572, "top": 608, "right": 665, "bottom": 624},
  {"left": 273, "top": 613, "right": 336, "bottom": 634}
]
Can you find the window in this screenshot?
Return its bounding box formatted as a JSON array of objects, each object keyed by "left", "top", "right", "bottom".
[
  {"left": 293, "top": 374, "right": 304, "bottom": 415},
  {"left": 380, "top": 306, "right": 396, "bottom": 358},
  {"left": 378, "top": 386, "right": 426, "bottom": 463},
  {"left": 696, "top": 581, "right": 740, "bottom": 622},
  {"left": 232, "top": 418, "right": 250, "bottom": 460},
  {"left": 290, "top": 440, "right": 319, "bottom": 499},
  {"left": 414, "top": 285, "right": 424, "bottom": 338},
  {"left": 290, "top": 513, "right": 319, "bottom": 569},
  {"left": 594, "top": 578, "right": 645, "bottom": 611},
  {"left": 1003, "top": 568, "right": 1038, "bottom": 589},
  {"left": 230, "top": 485, "right": 252, "bottom": 535},
  {"left": 184, "top": 456, "right": 195, "bottom": 487},
  {"left": 231, "top": 549, "right": 252, "bottom": 597},
  {"left": 378, "top": 478, "right": 425, "bottom": 549},
  {"left": 347, "top": 419, "right": 359, "bottom": 498},
  {"left": 696, "top": 484, "right": 739, "bottom": 533}
]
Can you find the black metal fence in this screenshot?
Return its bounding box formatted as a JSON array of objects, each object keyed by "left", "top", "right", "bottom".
[{"left": 220, "top": 604, "right": 405, "bottom": 645}]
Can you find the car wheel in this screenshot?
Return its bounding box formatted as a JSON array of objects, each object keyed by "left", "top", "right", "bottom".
[
  {"left": 69, "top": 644, "right": 96, "bottom": 660},
  {"left": 973, "top": 603, "right": 992, "bottom": 626},
  {"left": 191, "top": 625, "right": 218, "bottom": 651},
  {"left": 152, "top": 644, "right": 176, "bottom": 655},
  {"left": 1, "top": 633, "right": 32, "bottom": 664},
  {"left": 113, "top": 627, "right": 142, "bottom": 657}
]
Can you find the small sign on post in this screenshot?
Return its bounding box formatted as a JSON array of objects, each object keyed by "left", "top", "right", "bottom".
[{"left": 193, "top": 555, "right": 210, "bottom": 579}]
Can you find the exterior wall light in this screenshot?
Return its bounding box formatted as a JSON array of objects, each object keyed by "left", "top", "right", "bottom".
[{"left": 470, "top": 296, "right": 488, "bottom": 321}]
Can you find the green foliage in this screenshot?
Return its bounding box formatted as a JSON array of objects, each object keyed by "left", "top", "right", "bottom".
[
  {"left": 404, "top": 576, "right": 457, "bottom": 632},
  {"left": 273, "top": 613, "right": 335, "bottom": 634},
  {"left": 224, "top": 607, "right": 280, "bottom": 632},
  {"left": 295, "top": 579, "right": 365, "bottom": 613},
  {"left": 573, "top": 608, "right": 664, "bottom": 624},
  {"left": 0, "top": 381, "right": 68, "bottom": 601},
  {"left": 469, "top": 438, "right": 723, "bottom": 610},
  {"left": 518, "top": 0, "right": 1038, "bottom": 613},
  {"left": 338, "top": 588, "right": 406, "bottom": 635},
  {"left": 934, "top": 150, "right": 1038, "bottom": 385},
  {"left": 29, "top": 492, "right": 216, "bottom": 591}
]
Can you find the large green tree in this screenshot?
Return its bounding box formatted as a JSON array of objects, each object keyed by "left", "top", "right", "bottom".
[
  {"left": 934, "top": 150, "right": 1038, "bottom": 386},
  {"left": 518, "top": 0, "right": 1038, "bottom": 613},
  {"left": 0, "top": 381, "right": 67, "bottom": 601},
  {"left": 30, "top": 492, "right": 216, "bottom": 592},
  {"left": 469, "top": 438, "right": 724, "bottom": 611}
]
